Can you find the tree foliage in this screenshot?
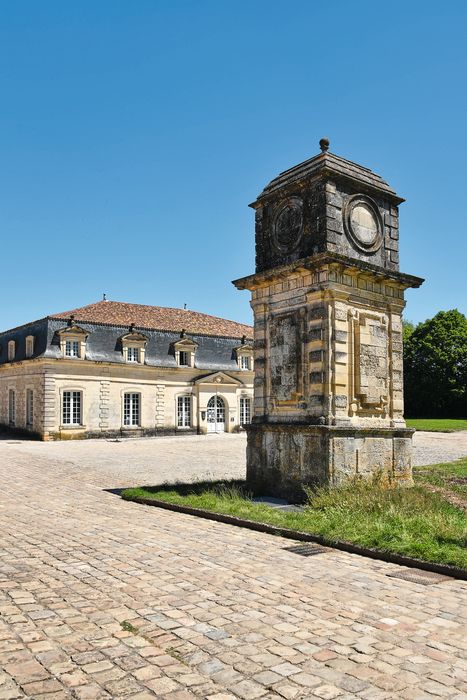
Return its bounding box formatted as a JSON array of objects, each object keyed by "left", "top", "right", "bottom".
[
  {"left": 402, "top": 319, "right": 415, "bottom": 344},
  {"left": 404, "top": 309, "right": 467, "bottom": 418}
]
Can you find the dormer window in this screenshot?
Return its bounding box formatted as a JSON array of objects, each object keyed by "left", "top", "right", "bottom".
[
  {"left": 179, "top": 351, "right": 189, "bottom": 366},
  {"left": 65, "top": 340, "right": 80, "bottom": 358},
  {"left": 57, "top": 319, "right": 88, "bottom": 360},
  {"left": 235, "top": 337, "right": 254, "bottom": 371},
  {"left": 25, "top": 335, "right": 35, "bottom": 358},
  {"left": 127, "top": 347, "right": 140, "bottom": 363},
  {"left": 120, "top": 326, "right": 148, "bottom": 364},
  {"left": 8, "top": 341, "right": 15, "bottom": 361},
  {"left": 240, "top": 355, "right": 251, "bottom": 370},
  {"left": 174, "top": 331, "right": 198, "bottom": 368}
]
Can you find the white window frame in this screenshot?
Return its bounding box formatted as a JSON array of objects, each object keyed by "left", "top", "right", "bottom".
[
  {"left": 8, "top": 389, "right": 16, "bottom": 426},
  {"left": 8, "top": 341, "right": 15, "bottom": 362},
  {"left": 240, "top": 396, "right": 251, "bottom": 426},
  {"left": 62, "top": 390, "right": 82, "bottom": 426},
  {"left": 26, "top": 389, "right": 34, "bottom": 427},
  {"left": 58, "top": 325, "right": 88, "bottom": 359},
  {"left": 174, "top": 337, "right": 197, "bottom": 368},
  {"left": 65, "top": 339, "right": 80, "bottom": 358},
  {"left": 237, "top": 346, "right": 253, "bottom": 371},
  {"left": 239, "top": 355, "right": 251, "bottom": 370},
  {"left": 177, "top": 395, "right": 191, "bottom": 429},
  {"left": 127, "top": 347, "right": 140, "bottom": 363},
  {"left": 123, "top": 392, "right": 141, "bottom": 427}
]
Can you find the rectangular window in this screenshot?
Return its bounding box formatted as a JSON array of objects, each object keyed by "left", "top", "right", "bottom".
[
  {"left": 65, "top": 340, "right": 80, "bottom": 358},
  {"left": 127, "top": 347, "right": 140, "bottom": 363},
  {"left": 179, "top": 351, "right": 189, "bottom": 366},
  {"left": 26, "top": 389, "right": 34, "bottom": 427},
  {"left": 177, "top": 395, "right": 191, "bottom": 428},
  {"left": 240, "top": 355, "right": 251, "bottom": 370},
  {"left": 123, "top": 393, "right": 140, "bottom": 427},
  {"left": 240, "top": 397, "right": 251, "bottom": 425},
  {"left": 26, "top": 336, "right": 35, "bottom": 358},
  {"left": 62, "top": 391, "right": 82, "bottom": 425},
  {"left": 8, "top": 389, "right": 15, "bottom": 426},
  {"left": 8, "top": 341, "right": 15, "bottom": 361}
]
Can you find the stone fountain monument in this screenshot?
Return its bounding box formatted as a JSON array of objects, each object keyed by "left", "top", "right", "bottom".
[{"left": 233, "top": 139, "right": 423, "bottom": 500}]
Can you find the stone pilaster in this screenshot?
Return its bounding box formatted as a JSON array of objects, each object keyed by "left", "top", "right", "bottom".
[
  {"left": 155, "top": 384, "right": 165, "bottom": 427},
  {"left": 99, "top": 377, "right": 110, "bottom": 430},
  {"left": 41, "top": 371, "right": 56, "bottom": 440}
]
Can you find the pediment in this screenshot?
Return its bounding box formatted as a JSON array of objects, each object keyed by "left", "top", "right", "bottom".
[
  {"left": 235, "top": 343, "right": 254, "bottom": 354},
  {"left": 174, "top": 337, "right": 198, "bottom": 349},
  {"left": 194, "top": 371, "right": 244, "bottom": 386},
  {"left": 56, "top": 324, "right": 88, "bottom": 338},
  {"left": 120, "top": 331, "right": 148, "bottom": 344}
]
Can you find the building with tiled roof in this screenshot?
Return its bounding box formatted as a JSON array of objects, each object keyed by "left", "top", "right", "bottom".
[
  {"left": 0, "top": 300, "right": 254, "bottom": 440},
  {"left": 51, "top": 300, "right": 253, "bottom": 338}
]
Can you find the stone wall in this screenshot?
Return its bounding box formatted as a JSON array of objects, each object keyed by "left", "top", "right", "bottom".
[
  {"left": 250, "top": 262, "right": 406, "bottom": 428},
  {"left": 0, "top": 360, "right": 253, "bottom": 440},
  {"left": 247, "top": 423, "right": 413, "bottom": 501}
]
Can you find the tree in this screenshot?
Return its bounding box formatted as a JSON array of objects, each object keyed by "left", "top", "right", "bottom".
[
  {"left": 402, "top": 318, "right": 415, "bottom": 344},
  {"left": 403, "top": 309, "right": 467, "bottom": 418}
]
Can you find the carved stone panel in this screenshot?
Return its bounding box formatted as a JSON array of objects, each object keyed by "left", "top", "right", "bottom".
[
  {"left": 272, "top": 198, "right": 303, "bottom": 253},
  {"left": 268, "top": 312, "right": 303, "bottom": 404},
  {"left": 351, "top": 312, "right": 388, "bottom": 413}
]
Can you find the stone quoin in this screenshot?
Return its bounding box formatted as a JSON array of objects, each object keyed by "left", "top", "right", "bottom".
[{"left": 233, "top": 140, "right": 424, "bottom": 499}]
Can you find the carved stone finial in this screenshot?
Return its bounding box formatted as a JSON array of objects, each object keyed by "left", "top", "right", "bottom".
[
  {"left": 67, "top": 314, "right": 75, "bottom": 327},
  {"left": 180, "top": 328, "right": 186, "bottom": 338},
  {"left": 319, "top": 137, "right": 330, "bottom": 153},
  {"left": 241, "top": 334, "right": 246, "bottom": 345},
  {"left": 129, "top": 322, "right": 135, "bottom": 332}
]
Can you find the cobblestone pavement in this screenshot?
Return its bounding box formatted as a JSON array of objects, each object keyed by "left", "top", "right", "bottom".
[
  {"left": 0, "top": 439, "right": 466, "bottom": 699},
  {"left": 1, "top": 430, "right": 467, "bottom": 490}
]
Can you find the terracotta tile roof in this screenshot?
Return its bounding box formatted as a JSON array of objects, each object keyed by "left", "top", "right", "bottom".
[{"left": 51, "top": 300, "right": 253, "bottom": 339}]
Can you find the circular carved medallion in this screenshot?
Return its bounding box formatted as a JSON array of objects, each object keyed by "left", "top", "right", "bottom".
[
  {"left": 273, "top": 198, "right": 303, "bottom": 252},
  {"left": 343, "top": 195, "right": 383, "bottom": 253}
]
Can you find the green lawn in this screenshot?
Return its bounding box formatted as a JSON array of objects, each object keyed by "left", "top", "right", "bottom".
[
  {"left": 406, "top": 418, "right": 467, "bottom": 432},
  {"left": 122, "top": 461, "right": 467, "bottom": 570},
  {"left": 415, "top": 458, "right": 467, "bottom": 499}
]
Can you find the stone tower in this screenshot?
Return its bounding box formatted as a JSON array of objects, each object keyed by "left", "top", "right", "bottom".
[{"left": 233, "top": 139, "right": 423, "bottom": 500}]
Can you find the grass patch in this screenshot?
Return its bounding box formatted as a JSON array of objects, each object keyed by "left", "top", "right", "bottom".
[
  {"left": 406, "top": 418, "right": 467, "bottom": 432},
  {"left": 122, "top": 470, "right": 467, "bottom": 570},
  {"left": 415, "top": 458, "right": 467, "bottom": 499},
  {"left": 120, "top": 620, "right": 139, "bottom": 634}
]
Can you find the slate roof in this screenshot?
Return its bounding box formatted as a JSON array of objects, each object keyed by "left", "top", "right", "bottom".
[
  {"left": 51, "top": 300, "right": 253, "bottom": 339},
  {"left": 254, "top": 150, "right": 401, "bottom": 204}
]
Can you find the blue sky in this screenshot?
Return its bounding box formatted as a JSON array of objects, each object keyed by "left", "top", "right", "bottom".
[{"left": 1, "top": 0, "right": 466, "bottom": 330}]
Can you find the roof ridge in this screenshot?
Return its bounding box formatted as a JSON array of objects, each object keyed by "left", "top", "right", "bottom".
[
  {"left": 47, "top": 316, "right": 253, "bottom": 339},
  {"left": 52, "top": 299, "right": 253, "bottom": 328}
]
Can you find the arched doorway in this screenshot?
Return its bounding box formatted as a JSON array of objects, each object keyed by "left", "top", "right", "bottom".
[{"left": 207, "top": 395, "right": 226, "bottom": 433}]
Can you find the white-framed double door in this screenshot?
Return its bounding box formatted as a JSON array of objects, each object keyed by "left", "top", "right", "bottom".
[{"left": 206, "top": 395, "right": 226, "bottom": 433}]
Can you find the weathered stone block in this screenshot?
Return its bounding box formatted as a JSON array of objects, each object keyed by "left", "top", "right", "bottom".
[{"left": 246, "top": 424, "right": 415, "bottom": 500}]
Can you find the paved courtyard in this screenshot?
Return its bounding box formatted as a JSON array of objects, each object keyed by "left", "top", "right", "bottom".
[
  {"left": 2, "top": 429, "right": 467, "bottom": 490},
  {"left": 0, "top": 434, "right": 466, "bottom": 699}
]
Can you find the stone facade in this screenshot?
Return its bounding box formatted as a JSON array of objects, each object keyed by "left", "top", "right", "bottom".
[
  {"left": 234, "top": 141, "right": 423, "bottom": 499},
  {"left": 0, "top": 302, "right": 254, "bottom": 440}
]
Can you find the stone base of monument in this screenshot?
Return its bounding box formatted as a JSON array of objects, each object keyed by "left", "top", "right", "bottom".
[{"left": 246, "top": 422, "right": 414, "bottom": 502}]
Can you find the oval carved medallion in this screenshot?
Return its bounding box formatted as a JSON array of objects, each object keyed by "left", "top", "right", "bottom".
[{"left": 273, "top": 198, "right": 303, "bottom": 253}]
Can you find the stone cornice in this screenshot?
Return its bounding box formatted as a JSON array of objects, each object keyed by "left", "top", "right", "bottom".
[{"left": 232, "top": 252, "right": 424, "bottom": 291}]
